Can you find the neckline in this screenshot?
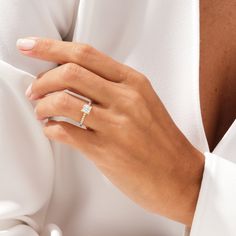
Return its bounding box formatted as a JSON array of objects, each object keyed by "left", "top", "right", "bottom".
[{"left": 195, "top": 0, "right": 236, "bottom": 154}]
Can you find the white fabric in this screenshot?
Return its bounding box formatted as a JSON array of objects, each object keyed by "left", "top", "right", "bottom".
[{"left": 0, "top": 0, "right": 235, "bottom": 236}]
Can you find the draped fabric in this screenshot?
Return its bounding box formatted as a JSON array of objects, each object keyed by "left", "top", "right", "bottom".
[{"left": 0, "top": 1, "right": 235, "bottom": 235}]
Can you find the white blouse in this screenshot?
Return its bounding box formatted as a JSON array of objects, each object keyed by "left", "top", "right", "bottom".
[{"left": 0, "top": 1, "right": 235, "bottom": 236}]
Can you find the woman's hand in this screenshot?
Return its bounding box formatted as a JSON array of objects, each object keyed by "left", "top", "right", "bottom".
[{"left": 17, "top": 38, "right": 204, "bottom": 226}]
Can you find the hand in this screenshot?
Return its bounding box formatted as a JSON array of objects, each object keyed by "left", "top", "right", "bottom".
[{"left": 17, "top": 38, "right": 204, "bottom": 226}]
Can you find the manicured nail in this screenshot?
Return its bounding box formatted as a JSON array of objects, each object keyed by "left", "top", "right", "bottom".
[
  {"left": 29, "top": 94, "right": 38, "bottom": 101},
  {"left": 16, "top": 38, "right": 36, "bottom": 50},
  {"left": 34, "top": 107, "right": 42, "bottom": 120},
  {"left": 25, "top": 83, "right": 32, "bottom": 97}
]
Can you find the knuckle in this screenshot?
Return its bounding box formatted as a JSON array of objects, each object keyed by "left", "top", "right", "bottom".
[
  {"left": 123, "top": 91, "right": 142, "bottom": 108},
  {"left": 130, "top": 91, "right": 143, "bottom": 103},
  {"left": 137, "top": 74, "right": 149, "bottom": 85},
  {"left": 62, "top": 63, "right": 80, "bottom": 83},
  {"left": 53, "top": 92, "right": 70, "bottom": 110},
  {"left": 35, "top": 39, "right": 52, "bottom": 55},
  {"left": 122, "top": 68, "right": 150, "bottom": 93},
  {"left": 64, "top": 63, "right": 79, "bottom": 75},
  {"left": 119, "top": 115, "right": 131, "bottom": 127},
  {"left": 121, "top": 67, "right": 143, "bottom": 83},
  {"left": 80, "top": 43, "right": 94, "bottom": 55},
  {"left": 108, "top": 113, "right": 128, "bottom": 130},
  {"left": 74, "top": 43, "right": 94, "bottom": 61},
  {"left": 112, "top": 91, "right": 143, "bottom": 120},
  {"left": 119, "top": 66, "right": 132, "bottom": 82},
  {"left": 135, "top": 74, "right": 151, "bottom": 92}
]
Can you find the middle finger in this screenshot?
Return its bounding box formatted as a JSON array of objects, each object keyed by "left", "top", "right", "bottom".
[{"left": 30, "top": 63, "right": 120, "bottom": 106}]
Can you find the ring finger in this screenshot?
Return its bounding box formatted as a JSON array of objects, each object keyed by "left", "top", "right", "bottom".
[{"left": 35, "top": 90, "right": 106, "bottom": 131}]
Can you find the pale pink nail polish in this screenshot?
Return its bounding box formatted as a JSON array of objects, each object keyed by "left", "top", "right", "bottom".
[
  {"left": 25, "top": 83, "right": 32, "bottom": 97},
  {"left": 29, "top": 94, "right": 38, "bottom": 101},
  {"left": 16, "top": 38, "right": 36, "bottom": 51}
]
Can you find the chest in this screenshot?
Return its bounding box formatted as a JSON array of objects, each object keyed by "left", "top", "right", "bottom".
[{"left": 200, "top": 0, "right": 236, "bottom": 152}]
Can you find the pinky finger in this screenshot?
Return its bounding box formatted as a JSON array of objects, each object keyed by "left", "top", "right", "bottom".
[{"left": 43, "top": 120, "right": 99, "bottom": 155}]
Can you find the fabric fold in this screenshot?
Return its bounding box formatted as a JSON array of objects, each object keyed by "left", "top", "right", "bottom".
[
  {"left": 186, "top": 120, "right": 236, "bottom": 235},
  {"left": 0, "top": 60, "right": 58, "bottom": 236}
]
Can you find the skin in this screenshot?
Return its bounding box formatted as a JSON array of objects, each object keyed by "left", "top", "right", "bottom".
[
  {"left": 17, "top": 38, "right": 204, "bottom": 226},
  {"left": 200, "top": 0, "right": 236, "bottom": 152},
  {"left": 14, "top": 1, "right": 236, "bottom": 227}
]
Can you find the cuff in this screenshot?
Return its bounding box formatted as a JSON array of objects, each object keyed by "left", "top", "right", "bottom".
[{"left": 188, "top": 152, "right": 236, "bottom": 236}]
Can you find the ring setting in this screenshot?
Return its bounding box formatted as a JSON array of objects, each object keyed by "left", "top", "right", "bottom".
[
  {"left": 79, "top": 102, "right": 92, "bottom": 129},
  {"left": 64, "top": 89, "right": 93, "bottom": 129}
]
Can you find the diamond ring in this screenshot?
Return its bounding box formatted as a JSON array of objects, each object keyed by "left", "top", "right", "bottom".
[
  {"left": 78, "top": 101, "right": 92, "bottom": 129},
  {"left": 64, "top": 89, "right": 92, "bottom": 129}
]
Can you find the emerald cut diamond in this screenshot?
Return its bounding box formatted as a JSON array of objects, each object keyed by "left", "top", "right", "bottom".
[{"left": 81, "top": 104, "right": 92, "bottom": 114}]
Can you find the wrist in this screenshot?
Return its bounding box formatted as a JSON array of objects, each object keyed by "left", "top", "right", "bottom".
[{"left": 177, "top": 147, "right": 205, "bottom": 226}]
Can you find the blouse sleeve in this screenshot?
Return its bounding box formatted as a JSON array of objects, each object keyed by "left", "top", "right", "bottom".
[{"left": 185, "top": 121, "right": 236, "bottom": 236}]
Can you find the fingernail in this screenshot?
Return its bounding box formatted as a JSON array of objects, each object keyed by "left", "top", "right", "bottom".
[
  {"left": 16, "top": 38, "right": 36, "bottom": 50},
  {"left": 29, "top": 94, "right": 38, "bottom": 101},
  {"left": 34, "top": 107, "right": 42, "bottom": 120},
  {"left": 25, "top": 83, "right": 32, "bottom": 97}
]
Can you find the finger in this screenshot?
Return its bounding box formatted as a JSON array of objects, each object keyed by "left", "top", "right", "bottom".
[
  {"left": 17, "top": 37, "right": 135, "bottom": 83},
  {"left": 30, "top": 63, "right": 118, "bottom": 106},
  {"left": 35, "top": 91, "right": 106, "bottom": 131},
  {"left": 43, "top": 120, "right": 99, "bottom": 155},
  {"left": 37, "top": 69, "right": 51, "bottom": 79}
]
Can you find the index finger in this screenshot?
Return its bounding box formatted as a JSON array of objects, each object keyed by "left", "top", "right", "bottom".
[{"left": 16, "top": 37, "right": 133, "bottom": 83}]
